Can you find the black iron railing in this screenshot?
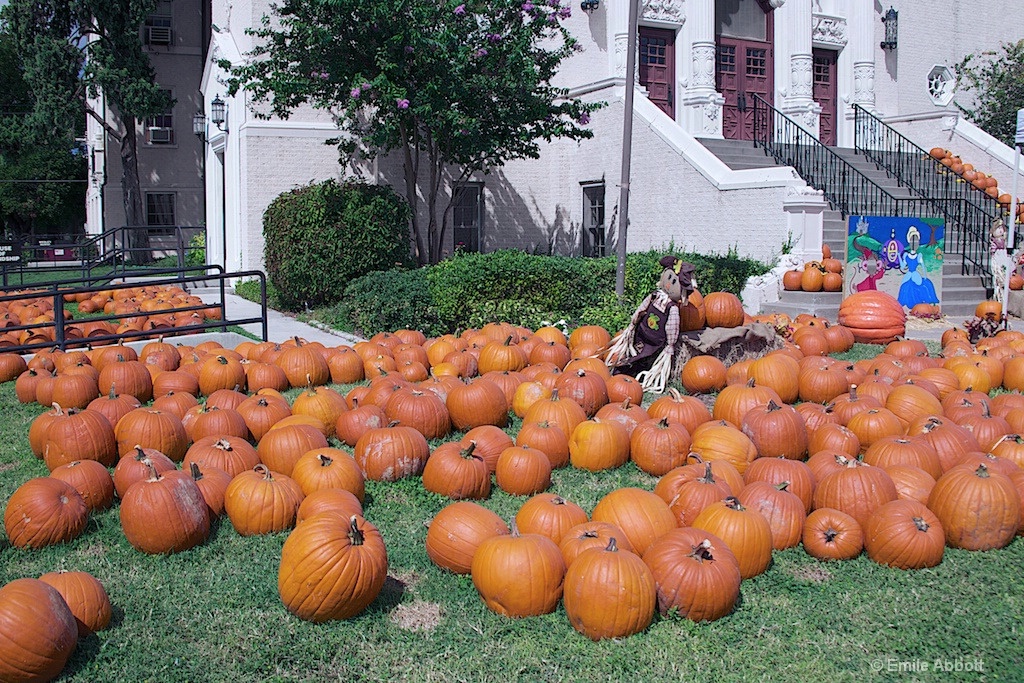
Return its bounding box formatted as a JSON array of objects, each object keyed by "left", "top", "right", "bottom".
[
  {"left": 853, "top": 105, "right": 1002, "bottom": 276},
  {"left": 0, "top": 226, "right": 207, "bottom": 288},
  {"left": 751, "top": 94, "right": 929, "bottom": 219},
  {"left": 0, "top": 267, "right": 268, "bottom": 354}
]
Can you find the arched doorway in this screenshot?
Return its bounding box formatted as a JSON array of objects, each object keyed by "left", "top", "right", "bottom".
[{"left": 715, "top": 0, "right": 774, "bottom": 140}]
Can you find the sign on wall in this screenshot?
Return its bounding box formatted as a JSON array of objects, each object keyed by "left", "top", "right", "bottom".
[
  {"left": 845, "top": 216, "right": 945, "bottom": 311},
  {"left": 0, "top": 241, "right": 22, "bottom": 265}
]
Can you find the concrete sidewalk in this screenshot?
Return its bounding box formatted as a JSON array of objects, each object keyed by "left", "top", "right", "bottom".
[{"left": 192, "top": 288, "right": 364, "bottom": 346}]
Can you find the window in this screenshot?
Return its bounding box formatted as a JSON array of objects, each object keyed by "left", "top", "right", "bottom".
[
  {"left": 582, "top": 183, "right": 605, "bottom": 258},
  {"left": 144, "top": 1, "right": 173, "bottom": 45},
  {"left": 716, "top": 45, "right": 736, "bottom": 73},
  {"left": 452, "top": 184, "right": 482, "bottom": 253},
  {"left": 640, "top": 35, "right": 668, "bottom": 66},
  {"left": 716, "top": 0, "right": 767, "bottom": 41},
  {"left": 146, "top": 193, "right": 176, "bottom": 231},
  {"left": 146, "top": 90, "right": 174, "bottom": 144}
]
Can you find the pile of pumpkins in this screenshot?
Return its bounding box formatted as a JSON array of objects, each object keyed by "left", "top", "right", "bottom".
[
  {"left": 0, "top": 284, "right": 220, "bottom": 349},
  {"left": 929, "top": 147, "right": 1023, "bottom": 220},
  {"left": 3, "top": 288, "right": 1024, "bottom": 671},
  {"left": 782, "top": 246, "right": 844, "bottom": 293}
]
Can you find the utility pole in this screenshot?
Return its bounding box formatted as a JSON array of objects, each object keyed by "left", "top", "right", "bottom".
[{"left": 615, "top": 0, "right": 640, "bottom": 297}]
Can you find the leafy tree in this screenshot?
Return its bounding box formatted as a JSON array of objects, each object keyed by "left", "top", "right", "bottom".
[
  {"left": 4, "top": 0, "right": 170, "bottom": 257},
  {"left": 956, "top": 40, "right": 1024, "bottom": 148},
  {"left": 0, "top": 23, "right": 86, "bottom": 237},
  {"left": 224, "top": 0, "right": 601, "bottom": 265}
]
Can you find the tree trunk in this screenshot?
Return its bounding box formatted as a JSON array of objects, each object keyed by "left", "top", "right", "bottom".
[
  {"left": 119, "top": 115, "right": 152, "bottom": 265},
  {"left": 400, "top": 125, "right": 426, "bottom": 266},
  {"left": 426, "top": 135, "right": 444, "bottom": 264}
]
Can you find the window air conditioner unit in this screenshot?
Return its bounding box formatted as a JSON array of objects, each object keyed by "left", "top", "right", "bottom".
[
  {"left": 149, "top": 127, "right": 173, "bottom": 144},
  {"left": 146, "top": 26, "right": 172, "bottom": 45}
]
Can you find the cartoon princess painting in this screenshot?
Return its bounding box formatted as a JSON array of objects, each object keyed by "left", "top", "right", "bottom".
[{"left": 897, "top": 225, "right": 939, "bottom": 308}]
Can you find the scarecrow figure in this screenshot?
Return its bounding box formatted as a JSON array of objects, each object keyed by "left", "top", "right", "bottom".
[{"left": 606, "top": 255, "right": 696, "bottom": 393}]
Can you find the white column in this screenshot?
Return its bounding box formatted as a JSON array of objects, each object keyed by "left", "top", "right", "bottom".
[
  {"left": 850, "top": 0, "right": 877, "bottom": 112},
  {"left": 611, "top": 0, "right": 630, "bottom": 79},
  {"left": 784, "top": 185, "right": 827, "bottom": 264},
  {"left": 680, "top": 0, "right": 724, "bottom": 137},
  {"left": 779, "top": 0, "right": 821, "bottom": 135}
]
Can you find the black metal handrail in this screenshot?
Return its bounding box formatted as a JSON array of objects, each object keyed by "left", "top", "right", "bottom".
[
  {"left": 0, "top": 226, "right": 207, "bottom": 289},
  {"left": 0, "top": 268, "right": 268, "bottom": 354},
  {"left": 852, "top": 105, "right": 1002, "bottom": 277},
  {"left": 751, "top": 94, "right": 930, "bottom": 219}
]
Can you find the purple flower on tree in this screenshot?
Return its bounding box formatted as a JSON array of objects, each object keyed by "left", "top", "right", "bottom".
[
  {"left": 396, "top": 98, "right": 410, "bottom": 109},
  {"left": 454, "top": 3, "right": 466, "bottom": 15},
  {"left": 558, "top": 6, "right": 571, "bottom": 18},
  {"left": 578, "top": 112, "right": 591, "bottom": 125},
  {"left": 404, "top": 45, "right": 415, "bottom": 54},
  {"left": 474, "top": 48, "right": 488, "bottom": 58},
  {"left": 350, "top": 87, "right": 361, "bottom": 99},
  {"left": 487, "top": 33, "right": 502, "bottom": 43},
  {"left": 522, "top": 2, "right": 535, "bottom": 11}
]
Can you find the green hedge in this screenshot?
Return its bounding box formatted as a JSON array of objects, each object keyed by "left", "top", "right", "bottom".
[
  {"left": 262, "top": 179, "right": 412, "bottom": 309},
  {"left": 340, "top": 249, "right": 770, "bottom": 337}
]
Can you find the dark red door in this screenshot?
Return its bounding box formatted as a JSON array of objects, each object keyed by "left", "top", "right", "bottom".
[
  {"left": 813, "top": 48, "right": 838, "bottom": 146},
  {"left": 639, "top": 27, "right": 675, "bottom": 119},
  {"left": 717, "top": 38, "right": 773, "bottom": 140}
]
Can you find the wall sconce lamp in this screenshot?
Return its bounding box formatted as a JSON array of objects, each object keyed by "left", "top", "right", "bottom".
[
  {"left": 192, "top": 112, "right": 207, "bottom": 140},
  {"left": 210, "top": 96, "right": 228, "bottom": 132},
  {"left": 580, "top": 0, "right": 599, "bottom": 13},
  {"left": 880, "top": 7, "right": 898, "bottom": 51}
]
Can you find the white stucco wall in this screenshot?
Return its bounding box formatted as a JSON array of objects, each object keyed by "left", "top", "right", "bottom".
[{"left": 201, "top": 0, "right": 1024, "bottom": 278}]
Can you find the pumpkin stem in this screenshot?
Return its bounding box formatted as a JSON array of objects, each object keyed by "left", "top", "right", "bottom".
[
  {"left": 108, "top": 384, "right": 117, "bottom": 400},
  {"left": 766, "top": 400, "right": 781, "bottom": 412},
  {"left": 823, "top": 527, "right": 838, "bottom": 544},
  {"left": 551, "top": 496, "right": 566, "bottom": 505},
  {"left": 849, "top": 384, "right": 858, "bottom": 400},
  {"left": 687, "top": 452, "right": 705, "bottom": 465},
  {"left": 912, "top": 516, "right": 930, "bottom": 532},
  {"left": 214, "top": 438, "right": 232, "bottom": 450},
  {"left": 306, "top": 373, "right": 314, "bottom": 390},
  {"left": 189, "top": 462, "right": 203, "bottom": 480},
  {"left": 133, "top": 445, "right": 147, "bottom": 461},
  {"left": 658, "top": 416, "right": 670, "bottom": 428},
  {"left": 347, "top": 515, "right": 365, "bottom": 546},
  {"left": 724, "top": 496, "right": 745, "bottom": 511},
  {"left": 51, "top": 402, "right": 64, "bottom": 416},
  {"left": 604, "top": 537, "right": 619, "bottom": 553},
  {"left": 461, "top": 441, "right": 478, "bottom": 458},
  {"left": 688, "top": 539, "right": 716, "bottom": 563},
  {"left": 775, "top": 481, "right": 791, "bottom": 492},
  {"left": 581, "top": 530, "right": 599, "bottom": 540},
  {"left": 144, "top": 459, "right": 161, "bottom": 482},
  {"left": 667, "top": 387, "right": 682, "bottom": 401},
  {"left": 317, "top": 453, "right": 333, "bottom": 467},
  {"left": 254, "top": 463, "right": 272, "bottom": 479},
  {"left": 621, "top": 397, "right": 632, "bottom": 410},
  {"left": 503, "top": 334, "right": 514, "bottom": 346},
  {"left": 700, "top": 462, "right": 716, "bottom": 483},
  {"left": 746, "top": 378, "right": 756, "bottom": 388},
  {"left": 975, "top": 463, "right": 990, "bottom": 478}
]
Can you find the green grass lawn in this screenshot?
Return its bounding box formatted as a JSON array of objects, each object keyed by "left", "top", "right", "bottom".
[{"left": 0, "top": 346, "right": 1020, "bottom": 682}]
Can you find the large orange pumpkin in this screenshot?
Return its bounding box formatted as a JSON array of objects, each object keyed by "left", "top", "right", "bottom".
[
  {"left": 278, "top": 513, "right": 388, "bottom": 622},
  {"left": 838, "top": 291, "right": 906, "bottom": 344}
]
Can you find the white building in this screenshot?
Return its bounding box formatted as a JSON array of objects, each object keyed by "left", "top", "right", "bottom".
[{"left": 199, "top": 0, "right": 1024, "bottom": 275}]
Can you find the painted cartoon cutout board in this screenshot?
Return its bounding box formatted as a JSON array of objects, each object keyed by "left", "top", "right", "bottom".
[{"left": 845, "top": 216, "right": 944, "bottom": 310}]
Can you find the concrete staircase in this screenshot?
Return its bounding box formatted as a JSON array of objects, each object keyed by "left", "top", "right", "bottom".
[{"left": 696, "top": 138, "right": 989, "bottom": 320}]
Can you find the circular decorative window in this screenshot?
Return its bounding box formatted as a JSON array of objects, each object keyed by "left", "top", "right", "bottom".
[{"left": 927, "top": 65, "right": 956, "bottom": 106}]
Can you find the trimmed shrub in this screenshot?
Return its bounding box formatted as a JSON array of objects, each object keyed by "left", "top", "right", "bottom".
[
  {"left": 343, "top": 268, "right": 445, "bottom": 338},
  {"left": 339, "top": 249, "right": 770, "bottom": 337},
  {"left": 262, "top": 179, "right": 412, "bottom": 309}
]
